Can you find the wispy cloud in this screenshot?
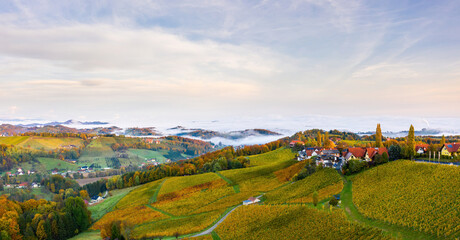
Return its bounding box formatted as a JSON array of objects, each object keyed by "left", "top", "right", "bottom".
[{"left": 0, "top": 0, "right": 459, "bottom": 122}]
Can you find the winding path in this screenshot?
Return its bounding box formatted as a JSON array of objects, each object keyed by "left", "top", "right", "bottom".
[{"left": 191, "top": 204, "right": 241, "bottom": 237}]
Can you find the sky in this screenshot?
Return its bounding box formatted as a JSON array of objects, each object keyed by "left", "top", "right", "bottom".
[{"left": 0, "top": 0, "right": 459, "bottom": 131}]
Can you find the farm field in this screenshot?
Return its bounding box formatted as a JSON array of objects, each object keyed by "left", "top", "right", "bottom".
[
  {"left": 352, "top": 160, "right": 460, "bottom": 239},
  {"left": 17, "top": 136, "right": 84, "bottom": 150},
  {"left": 0, "top": 136, "right": 29, "bottom": 145},
  {"left": 128, "top": 148, "right": 168, "bottom": 163},
  {"left": 78, "top": 137, "right": 117, "bottom": 168},
  {"left": 215, "top": 205, "right": 391, "bottom": 240},
  {"left": 9, "top": 157, "right": 79, "bottom": 175},
  {"left": 264, "top": 168, "right": 343, "bottom": 204}
]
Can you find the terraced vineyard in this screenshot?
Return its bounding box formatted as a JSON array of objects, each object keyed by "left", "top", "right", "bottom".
[
  {"left": 352, "top": 160, "right": 460, "bottom": 239},
  {"left": 215, "top": 205, "right": 392, "bottom": 240},
  {"left": 264, "top": 168, "right": 343, "bottom": 204},
  {"left": 86, "top": 149, "right": 459, "bottom": 240},
  {"left": 89, "top": 148, "right": 298, "bottom": 239}
]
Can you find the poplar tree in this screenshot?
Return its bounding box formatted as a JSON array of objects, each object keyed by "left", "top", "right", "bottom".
[
  {"left": 375, "top": 124, "right": 383, "bottom": 148},
  {"left": 316, "top": 131, "right": 322, "bottom": 147},
  {"left": 406, "top": 125, "right": 416, "bottom": 159},
  {"left": 440, "top": 135, "right": 446, "bottom": 146}
]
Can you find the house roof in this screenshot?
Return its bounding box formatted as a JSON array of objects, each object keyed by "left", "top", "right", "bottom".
[
  {"left": 366, "top": 147, "right": 388, "bottom": 159},
  {"left": 19, "top": 182, "right": 28, "bottom": 186},
  {"left": 323, "top": 149, "right": 340, "bottom": 154},
  {"left": 347, "top": 147, "right": 366, "bottom": 158},
  {"left": 290, "top": 140, "right": 304, "bottom": 145},
  {"left": 415, "top": 144, "right": 429, "bottom": 152},
  {"left": 444, "top": 143, "right": 460, "bottom": 153},
  {"left": 248, "top": 197, "right": 257, "bottom": 202}
]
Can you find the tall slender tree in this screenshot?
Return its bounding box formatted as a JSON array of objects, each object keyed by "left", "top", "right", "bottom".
[
  {"left": 375, "top": 124, "right": 383, "bottom": 148},
  {"left": 406, "top": 125, "right": 416, "bottom": 159},
  {"left": 317, "top": 131, "right": 322, "bottom": 147},
  {"left": 440, "top": 135, "right": 446, "bottom": 146}
]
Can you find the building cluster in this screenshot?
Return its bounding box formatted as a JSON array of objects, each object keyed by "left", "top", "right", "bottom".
[
  {"left": 4, "top": 182, "right": 40, "bottom": 189},
  {"left": 6, "top": 168, "right": 35, "bottom": 177},
  {"left": 292, "top": 141, "right": 389, "bottom": 170}
]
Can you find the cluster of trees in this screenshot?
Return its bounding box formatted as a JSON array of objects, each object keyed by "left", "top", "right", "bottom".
[
  {"left": 0, "top": 145, "right": 36, "bottom": 171},
  {"left": 111, "top": 136, "right": 213, "bottom": 158},
  {"left": 43, "top": 175, "right": 80, "bottom": 194},
  {"left": 0, "top": 195, "right": 91, "bottom": 240},
  {"left": 234, "top": 140, "right": 286, "bottom": 156},
  {"left": 20, "top": 132, "right": 92, "bottom": 140}
]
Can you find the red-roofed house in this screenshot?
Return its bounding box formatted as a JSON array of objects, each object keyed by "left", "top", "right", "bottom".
[
  {"left": 18, "top": 182, "right": 28, "bottom": 189},
  {"left": 366, "top": 147, "right": 388, "bottom": 161},
  {"left": 344, "top": 147, "right": 367, "bottom": 161},
  {"left": 290, "top": 140, "right": 304, "bottom": 148},
  {"left": 441, "top": 143, "right": 460, "bottom": 157},
  {"left": 416, "top": 144, "right": 429, "bottom": 154}
]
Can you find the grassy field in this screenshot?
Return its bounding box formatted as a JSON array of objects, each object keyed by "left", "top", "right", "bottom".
[
  {"left": 352, "top": 160, "right": 460, "bottom": 239},
  {"left": 17, "top": 137, "right": 84, "bottom": 150},
  {"left": 89, "top": 186, "right": 140, "bottom": 221},
  {"left": 264, "top": 168, "right": 343, "bottom": 204},
  {"left": 7, "top": 157, "right": 79, "bottom": 175},
  {"left": 128, "top": 148, "right": 168, "bottom": 163},
  {"left": 247, "top": 147, "right": 295, "bottom": 166},
  {"left": 69, "top": 230, "right": 101, "bottom": 240},
  {"left": 0, "top": 136, "right": 29, "bottom": 145},
  {"left": 78, "top": 137, "right": 117, "bottom": 168},
  {"left": 215, "top": 205, "right": 391, "bottom": 240},
  {"left": 38, "top": 157, "right": 80, "bottom": 171}
]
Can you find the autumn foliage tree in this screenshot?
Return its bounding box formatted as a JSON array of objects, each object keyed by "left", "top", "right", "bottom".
[
  {"left": 375, "top": 124, "right": 383, "bottom": 148},
  {"left": 406, "top": 125, "right": 416, "bottom": 159}
]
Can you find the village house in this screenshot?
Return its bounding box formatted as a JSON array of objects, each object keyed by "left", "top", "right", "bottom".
[
  {"left": 18, "top": 182, "right": 28, "bottom": 189},
  {"left": 343, "top": 147, "right": 366, "bottom": 161},
  {"left": 441, "top": 143, "right": 460, "bottom": 157},
  {"left": 416, "top": 144, "right": 429, "bottom": 154},
  {"left": 243, "top": 197, "right": 261, "bottom": 205},
  {"left": 290, "top": 140, "right": 305, "bottom": 148},
  {"left": 297, "top": 147, "right": 322, "bottom": 161}
]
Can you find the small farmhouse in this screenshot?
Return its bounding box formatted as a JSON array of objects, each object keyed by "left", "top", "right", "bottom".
[{"left": 243, "top": 197, "right": 260, "bottom": 205}]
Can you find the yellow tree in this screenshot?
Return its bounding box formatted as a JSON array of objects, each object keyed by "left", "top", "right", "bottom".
[
  {"left": 375, "top": 124, "right": 383, "bottom": 148},
  {"left": 37, "top": 220, "right": 47, "bottom": 240},
  {"left": 406, "top": 125, "right": 416, "bottom": 159},
  {"left": 316, "top": 132, "right": 322, "bottom": 147}
]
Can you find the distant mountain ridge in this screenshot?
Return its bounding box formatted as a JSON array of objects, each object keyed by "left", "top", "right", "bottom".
[{"left": 16, "top": 119, "right": 109, "bottom": 127}]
